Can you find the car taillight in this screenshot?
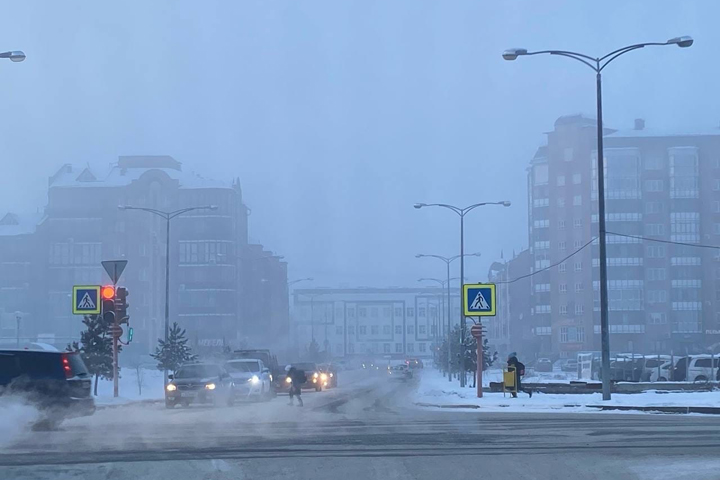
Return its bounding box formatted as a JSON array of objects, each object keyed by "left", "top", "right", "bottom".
[{"left": 61, "top": 354, "right": 73, "bottom": 378}]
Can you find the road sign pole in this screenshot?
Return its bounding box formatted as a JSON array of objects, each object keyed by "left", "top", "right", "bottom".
[
  {"left": 477, "top": 324, "right": 483, "bottom": 398},
  {"left": 112, "top": 317, "right": 119, "bottom": 398}
]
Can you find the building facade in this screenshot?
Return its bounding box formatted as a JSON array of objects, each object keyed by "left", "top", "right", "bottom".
[
  {"left": 528, "top": 115, "right": 720, "bottom": 357},
  {"left": 1, "top": 156, "right": 288, "bottom": 356},
  {"left": 292, "top": 287, "right": 461, "bottom": 361}
]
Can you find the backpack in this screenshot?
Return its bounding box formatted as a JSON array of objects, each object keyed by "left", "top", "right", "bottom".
[
  {"left": 295, "top": 370, "right": 307, "bottom": 384},
  {"left": 517, "top": 362, "right": 525, "bottom": 377}
]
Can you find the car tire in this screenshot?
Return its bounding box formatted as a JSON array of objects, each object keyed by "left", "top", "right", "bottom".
[
  {"left": 165, "top": 402, "right": 176, "bottom": 409},
  {"left": 694, "top": 375, "right": 708, "bottom": 383},
  {"left": 658, "top": 377, "right": 667, "bottom": 382},
  {"left": 181, "top": 400, "right": 191, "bottom": 408},
  {"left": 315, "top": 385, "right": 322, "bottom": 392}
]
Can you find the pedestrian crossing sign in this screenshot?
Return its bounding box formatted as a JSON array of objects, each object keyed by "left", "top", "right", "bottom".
[
  {"left": 463, "top": 283, "right": 496, "bottom": 317},
  {"left": 73, "top": 285, "right": 101, "bottom": 315}
]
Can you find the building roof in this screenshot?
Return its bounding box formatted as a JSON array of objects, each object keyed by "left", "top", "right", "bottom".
[
  {"left": 48, "top": 156, "right": 233, "bottom": 190},
  {"left": 0, "top": 212, "right": 44, "bottom": 236},
  {"left": 554, "top": 113, "right": 597, "bottom": 128},
  {"left": 606, "top": 127, "right": 720, "bottom": 139}
]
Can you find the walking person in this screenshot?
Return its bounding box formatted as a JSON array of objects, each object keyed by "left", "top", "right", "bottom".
[
  {"left": 286, "top": 365, "right": 305, "bottom": 407},
  {"left": 507, "top": 352, "right": 532, "bottom": 398}
]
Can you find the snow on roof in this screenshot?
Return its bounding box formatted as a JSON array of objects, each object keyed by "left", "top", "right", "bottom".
[
  {"left": 0, "top": 212, "right": 44, "bottom": 236},
  {"left": 606, "top": 127, "right": 720, "bottom": 138},
  {"left": 48, "top": 156, "right": 232, "bottom": 190}
]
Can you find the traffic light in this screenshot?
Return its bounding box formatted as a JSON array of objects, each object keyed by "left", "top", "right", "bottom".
[
  {"left": 101, "top": 285, "right": 116, "bottom": 325},
  {"left": 127, "top": 327, "right": 134, "bottom": 343},
  {"left": 115, "top": 287, "right": 129, "bottom": 324}
]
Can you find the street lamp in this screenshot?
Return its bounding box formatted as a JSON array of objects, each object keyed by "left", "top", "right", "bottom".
[
  {"left": 418, "top": 276, "right": 463, "bottom": 349},
  {"left": 503, "top": 36, "right": 692, "bottom": 401},
  {"left": 118, "top": 204, "right": 217, "bottom": 384},
  {"left": 0, "top": 51, "right": 26, "bottom": 62},
  {"left": 416, "top": 252, "right": 482, "bottom": 384}
]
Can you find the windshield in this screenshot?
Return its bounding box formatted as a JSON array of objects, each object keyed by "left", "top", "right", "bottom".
[
  {"left": 226, "top": 361, "right": 261, "bottom": 373},
  {"left": 175, "top": 365, "right": 220, "bottom": 379}
]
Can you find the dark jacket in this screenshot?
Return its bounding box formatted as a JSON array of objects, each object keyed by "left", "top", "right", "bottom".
[
  {"left": 288, "top": 368, "right": 306, "bottom": 386},
  {"left": 507, "top": 356, "right": 525, "bottom": 377}
]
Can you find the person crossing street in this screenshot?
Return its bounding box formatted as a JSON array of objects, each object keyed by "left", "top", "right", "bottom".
[
  {"left": 507, "top": 352, "right": 532, "bottom": 398},
  {"left": 286, "top": 364, "right": 306, "bottom": 407}
]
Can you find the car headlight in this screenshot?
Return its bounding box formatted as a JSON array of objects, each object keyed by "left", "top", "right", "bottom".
[
  {"left": 249, "top": 375, "right": 260, "bottom": 385},
  {"left": 269, "top": 374, "right": 273, "bottom": 382},
  {"left": 205, "top": 383, "right": 216, "bottom": 390},
  {"left": 313, "top": 372, "right": 319, "bottom": 378},
  {"left": 330, "top": 373, "right": 333, "bottom": 377},
  {"left": 320, "top": 373, "right": 328, "bottom": 381},
  {"left": 286, "top": 377, "right": 292, "bottom": 383},
  {"left": 166, "top": 384, "right": 177, "bottom": 392}
]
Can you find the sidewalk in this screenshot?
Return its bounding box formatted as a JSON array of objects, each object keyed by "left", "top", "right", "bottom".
[{"left": 415, "top": 370, "right": 720, "bottom": 414}]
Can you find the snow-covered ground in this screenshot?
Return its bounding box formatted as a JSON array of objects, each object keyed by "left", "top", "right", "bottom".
[
  {"left": 480, "top": 368, "right": 579, "bottom": 386},
  {"left": 415, "top": 370, "right": 720, "bottom": 412},
  {"left": 94, "top": 368, "right": 165, "bottom": 406}
]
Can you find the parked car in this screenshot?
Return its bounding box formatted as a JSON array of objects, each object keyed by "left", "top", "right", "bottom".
[
  {"left": 224, "top": 359, "right": 273, "bottom": 401},
  {"left": 165, "top": 363, "right": 234, "bottom": 408},
  {"left": 684, "top": 355, "right": 720, "bottom": 382},
  {"left": 561, "top": 359, "right": 578, "bottom": 373},
  {"left": 406, "top": 358, "right": 424, "bottom": 369},
  {"left": 608, "top": 355, "right": 646, "bottom": 382},
  {"left": 0, "top": 348, "right": 95, "bottom": 427},
  {"left": 535, "top": 358, "right": 553, "bottom": 372},
  {"left": 641, "top": 355, "right": 671, "bottom": 382},
  {"left": 650, "top": 361, "right": 674, "bottom": 383}
]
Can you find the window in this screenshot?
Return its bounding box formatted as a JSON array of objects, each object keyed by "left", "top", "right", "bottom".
[
  {"left": 419, "top": 325, "right": 426, "bottom": 334},
  {"left": 564, "top": 147, "right": 574, "bottom": 162},
  {"left": 534, "top": 164, "right": 549, "bottom": 185},
  {"left": 558, "top": 220, "right": 566, "bottom": 229},
  {"left": 559, "top": 284, "right": 567, "bottom": 293},
  {"left": 557, "top": 197, "right": 565, "bottom": 207},
  {"left": 394, "top": 307, "right": 403, "bottom": 317},
  {"left": 370, "top": 307, "right": 378, "bottom": 318},
  {"left": 557, "top": 175, "right": 566, "bottom": 186},
  {"left": 646, "top": 245, "right": 666, "bottom": 258},
  {"left": 649, "top": 312, "right": 667, "bottom": 324},
  {"left": 336, "top": 326, "right": 343, "bottom": 335},
  {"left": 575, "top": 282, "right": 584, "bottom": 293},
  {"left": 407, "top": 343, "right": 414, "bottom": 353},
  {"left": 348, "top": 343, "right": 354, "bottom": 354},
  {"left": 574, "top": 261, "right": 582, "bottom": 272},
  {"left": 535, "top": 283, "right": 550, "bottom": 293},
  {"left": 407, "top": 307, "right": 415, "bottom": 317},
  {"left": 348, "top": 326, "right": 355, "bottom": 334},
  {"left": 535, "top": 327, "right": 552, "bottom": 336},
  {"left": 383, "top": 307, "right": 392, "bottom": 317},
  {"left": 559, "top": 241, "right": 566, "bottom": 250},
  {"left": 645, "top": 156, "right": 664, "bottom": 170},
  {"left": 714, "top": 179, "right": 720, "bottom": 191},
  {"left": 383, "top": 344, "right": 390, "bottom": 354},
  {"left": 419, "top": 343, "right": 426, "bottom": 353},
  {"left": 358, "top": 326, "right": 367, "bottom": 334},
  {"left": 407, "top": 325, "right": 415, "bottom": 334},
  {"left": 383, "top": 325, "right": 391, "bottom": 335},
  {"left": 647, "top": 290, "right": 667, "bottom": 304},
  {"left": 645, "top": 202, "right": 664, "bottom": 214},
  {"left": 348, "top": 308, "right": 356, "bottom": 318},
  {"left": 559, "top": 305, "right": 568, "bottom": 315},
  {"left": 645, "top": 224, "right": 665, "bottom": 236},
  {"left": 534, "top": 219, "right": 550, "bottom": 228},
  {"left": 648, "top": 268, "right": 667, "bottom": 281},
  {"left": 559, "top": 263, "right": 566, "bottom": 273},
  {"left": 573, "top": 218, "right": 583, "bottom": 228},
  {"left": 573, "top": 240, "right": 582, "bottom": 248},
  {"left": 560, "top": 326, "right": 585, "bottom": 343},
  {"left": 533, "top": 198, "right": 550, "bottom": 208},
  {"left": 573, "top": 173, "right": 581, "bottom": 184},
  {"left": 395, "top": 325, "right": 402, "bottom": 334},
  {"left": 371, "top": 325, "right": 379, "bottom": 335},
  {"left": 644, "top": 180, "right": 664, "bottom": 192},
  {"left": 671, "top": 212, "right": 700, "bottom": 242},
  {"left": 418, "top": 307, "right": 426, "bottom": 317},
  {"left": 670, "top": 149, "right": 699, "bottom": 198},
  {"left": 535, "top": 305, "right": 551, "bottom": 314},
  {"left": 573, "top": 195, "right": 582, "bottom": 206},
  {"left": 575, "top": 304, "right": 584, "bottom": 315},
  {"left": 359, "top": 307, "right": 367, "bottom": 318},
  {"left": 395, "top": 343, "right": 403, "bottom": 353},
  {"left": 534, "top": 241, "right": 550, "bottom": 250}
]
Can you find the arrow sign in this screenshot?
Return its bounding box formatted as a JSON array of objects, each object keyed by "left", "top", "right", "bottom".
[{"left": 102, "top": 260, "right": 128, "bottom": 285}]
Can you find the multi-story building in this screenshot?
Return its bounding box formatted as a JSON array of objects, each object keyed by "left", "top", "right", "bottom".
[
  {"left": 292, "top": 287, "right": 461, "bottom": 360},
  {"left": 528, "top": 115, "right": 720, "bottom": 357},
  {"left": 5, "top": 155, "right": 288, "bottom": 356}
]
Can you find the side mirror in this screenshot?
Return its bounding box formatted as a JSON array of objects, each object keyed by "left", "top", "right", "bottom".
[
  {"left": 262, "top": 368, "right": 270, "bottom": 374},
  {"left": 168, "top": 374, "right": 174, "bottom": 380}
]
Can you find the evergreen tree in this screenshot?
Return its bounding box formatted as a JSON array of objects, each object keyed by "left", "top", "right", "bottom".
[
  {"left": 306, "top": 339, "right": 321, "bottom": 362},
  {"left": 66, "top": 314, "right": 118, "bottom": 396},
  {"left": 150, "top": 322, "right": 197, "bottom": 373},
  {"left": 438, "top": 326, "right": 498, "bottom": 379}
]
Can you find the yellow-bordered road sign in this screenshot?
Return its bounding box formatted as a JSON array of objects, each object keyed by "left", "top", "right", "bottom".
[
  {"left": 73, "top": 285, "right": 101, "bottom": 315},
  {"left": 463, "top": 283, "right": 496, "bottom": 317}
]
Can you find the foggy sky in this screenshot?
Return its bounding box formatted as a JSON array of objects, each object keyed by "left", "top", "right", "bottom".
[{"left": 0, "top": 0, "right": 713, "bottom": 287}]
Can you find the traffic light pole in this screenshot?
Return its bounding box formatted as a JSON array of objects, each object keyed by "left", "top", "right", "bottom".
[{"left": 113, "top": 318, "right": 119, "bottom": 398}]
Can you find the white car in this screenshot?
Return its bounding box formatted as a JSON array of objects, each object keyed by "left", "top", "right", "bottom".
[
  {"left": 684, "top": 356, "right": 720, "bottom": 383},
  {"left": 224, "top": 359, "right": 273, "bottom": 401},
  {"left": 649, "top": 361, "right": 673, "bottom": 382}
]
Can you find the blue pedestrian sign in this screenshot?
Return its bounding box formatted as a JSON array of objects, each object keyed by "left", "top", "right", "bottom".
[
  {"left": 73, "top": 285, "right": 101, "bottom": 315},
  {"left": 463, "top": 283, "right": 496, "bottom": 317}
]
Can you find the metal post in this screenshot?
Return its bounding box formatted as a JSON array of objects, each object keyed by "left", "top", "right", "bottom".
[
  {"left": 477, "top": 328, "right": 483, "bottom": 398},
  {"left": 459, "top": 214, "right": 466, "bottom": 387},
  {"left": 596, "top": 71, "right": 611, "bottom": 401},
  {"left": 446, "top": 262, "right": 452, "bottom": 383},
  {"left": 112, "top": 318, "right": 119, "bottom": 398},
  {"left": 15, "top": 314, "right": 20, "bottom": 348},
  {"left": 163, "top": 216, "right": 171, "bottom": 386},
  {"left": 310, "top": 296, "right": 315, "bottom": 343}
]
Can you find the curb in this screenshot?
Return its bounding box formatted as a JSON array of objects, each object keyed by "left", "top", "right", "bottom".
[
  {"left": 95, "top": 398, "right": 163, "bottom": 410},
  {"left": 415, "top": 402, "right": 720, "bottom": 415}
]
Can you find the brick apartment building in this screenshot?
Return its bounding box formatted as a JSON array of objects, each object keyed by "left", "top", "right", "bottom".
[
  {"left": 528, "top": 115, "right": 720, "bottom": 357},
  {"left": 0, "top": 156, "right": 288, "bottom": 356}
]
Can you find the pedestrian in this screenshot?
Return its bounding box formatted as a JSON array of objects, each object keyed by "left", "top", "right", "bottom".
[
  {"left": 507, "top": 352, "right": 532, "bottom": 398},
  {"left": 286, "top": 364, "right": 305, "bottom": 407}
]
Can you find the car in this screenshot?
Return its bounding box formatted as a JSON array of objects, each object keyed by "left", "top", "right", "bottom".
[
  {"left": 560, "top": 359, "right": 578, "bottom": 373},
  {"left": 318, "top": 363, "right": 338, "bottom": 388},
  {"left": 649, "top": 361, "right": 673, "bottom": 383},
  {"left": 388, "top": 364, "right": 413, "bottom": 381},
  {"left": 165, "top": 363, "right": 234, "bottom": 408},
  {"left": 406, "top": 358, "right": 424, "bottom": 369},
  {"left": 683, "top": 355, "right": 720, "bottom": 382},
  {"left": 641, "top": 355, "right": 671, "bottom": 382},
  {"left": 290, "top": 362, "right": 324, "bottom": 391},
  {"left": 224, "top": 359, "right": 273, "bottom": 401},
  {"left": 0, "top": 348, "right": 95, "bottom": 427},
  {"left": 535, "top": 358, "right": 553, "bottom": 372}
]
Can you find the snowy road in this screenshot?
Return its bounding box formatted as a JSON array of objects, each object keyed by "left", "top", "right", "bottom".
[{"left": 3, "top": 370, "right": 720, "bottom": 479}]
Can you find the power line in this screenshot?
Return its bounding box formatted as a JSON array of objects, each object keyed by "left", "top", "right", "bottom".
[
  {"left": 496, "top": 237, "right": 597, "bottom": 285},
  {"left": 606, "top": 231, "right": 720, "bottom": 250}
]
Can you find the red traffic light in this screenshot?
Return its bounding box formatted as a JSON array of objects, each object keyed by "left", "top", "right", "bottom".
[{"left": 101, "top": 286, "right": 116, "bottom": 300}]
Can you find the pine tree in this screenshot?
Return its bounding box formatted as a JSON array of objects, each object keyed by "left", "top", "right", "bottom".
[
  {"left": 66, "top": 314, "right": 118, "bottom": 396},
  {"left": 151, "top": 322, "right": 197, "bottom": 373},
  {"left": 306, "top": 339, "right": 321, "bottom": 362}
]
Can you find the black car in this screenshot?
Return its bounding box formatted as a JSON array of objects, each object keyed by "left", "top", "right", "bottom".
[
  {"left": 0, "top": 349, "right": 95, "bottom": 426},
  {"left": 165, "top": 363, "right": 234, "bottom": 408},
  {"left": 291, "top": 362, "right": 323, "bottom": 391},
  {"left": 318, "top": 363, "right": 338, "bottom": 388}
]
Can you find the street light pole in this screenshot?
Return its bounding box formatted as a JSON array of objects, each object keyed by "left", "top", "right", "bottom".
[
  {"left": 415, "top": 201, "right": 511, "bottom": 387},
  {"left": 119, "top": 204, "right": 217, "bottom": 385},
  {"left": 503, "top": 35, "right": 693, "bottom": 400}
]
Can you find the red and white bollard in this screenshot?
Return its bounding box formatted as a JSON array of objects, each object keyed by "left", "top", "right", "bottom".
[{"left": 470, "top": 323, "right": 483, "bottom": 398}]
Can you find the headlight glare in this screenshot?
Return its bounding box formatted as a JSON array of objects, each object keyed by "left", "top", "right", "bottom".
[
  {"left": 166, "top": 384, "right": 177, "bottom": 392},
  {"left": 205, "top": 383, "right": 216, "bottom": 390}
]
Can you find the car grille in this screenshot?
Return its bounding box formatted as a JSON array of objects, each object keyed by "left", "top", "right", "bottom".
[{"left": 177, "top": 384, "right": 202, "bottom": 391}]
